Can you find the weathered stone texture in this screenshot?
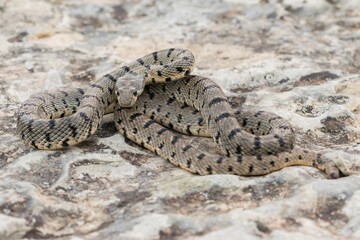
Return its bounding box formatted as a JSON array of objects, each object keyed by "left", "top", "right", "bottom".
[{"left": 0, "top": 0, "right": 359, "bottom": 239}]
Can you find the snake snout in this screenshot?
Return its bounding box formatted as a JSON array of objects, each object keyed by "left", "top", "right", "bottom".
[
  {"left": 116, "top": 88, "right": 140, "bottom": 108},
  {"left": 115, "top": 73, "right": 145, "bottom": 108}
]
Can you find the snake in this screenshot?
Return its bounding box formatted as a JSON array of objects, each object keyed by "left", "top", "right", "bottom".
[{"left": 17, "top": 48, "right": 341, "bottom": 178}]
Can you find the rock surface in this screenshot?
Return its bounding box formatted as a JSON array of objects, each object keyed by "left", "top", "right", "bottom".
[{"left": 0, "top": 0, "right": 359, "bottom": 239}]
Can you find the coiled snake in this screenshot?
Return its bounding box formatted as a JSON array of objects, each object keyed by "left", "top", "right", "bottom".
[{"left": 17, "top": 49, "right": 342, "bottom": 178}]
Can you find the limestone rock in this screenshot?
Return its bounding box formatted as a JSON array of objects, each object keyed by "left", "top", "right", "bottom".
[{"left": 0, "top": 0, "right": 359, "bottom": 239}]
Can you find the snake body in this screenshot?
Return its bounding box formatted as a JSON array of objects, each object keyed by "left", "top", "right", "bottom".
[{"left": 17, "top": 49, "right": 340, "bottom": 177}]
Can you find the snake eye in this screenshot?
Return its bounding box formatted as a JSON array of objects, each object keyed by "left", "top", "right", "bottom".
[{"left": 133, "top": 92, "right": 137, "bottom": 97}]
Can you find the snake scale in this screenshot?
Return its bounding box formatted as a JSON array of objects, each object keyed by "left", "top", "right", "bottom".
[{"left": 17, "top": 48, "right": 341, "bottom": 178}]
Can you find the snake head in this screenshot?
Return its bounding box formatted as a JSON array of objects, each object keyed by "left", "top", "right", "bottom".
[{"left": 115, "top": 73, "right": 145, "bottom": 107}]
